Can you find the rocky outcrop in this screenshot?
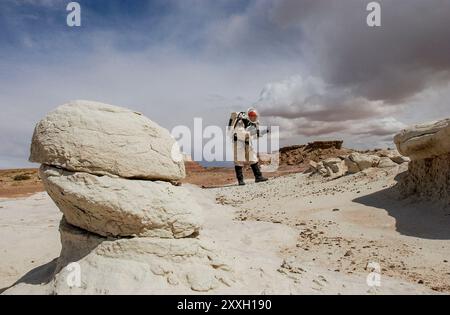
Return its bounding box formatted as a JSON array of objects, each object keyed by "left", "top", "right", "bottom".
[
  {"left": 396, "top": 154, "right": 450, "bottom": 203},
  {"left": 305, "top": 140, "right": 343, "bottom": 150},
  {"left": 322, "top": 158, "right": 347, "bottom": 178},
  {"left": 308, "top": 158, "right": 347, "bottom": 179},
  {"left": 279, "top": 142, "right": 351, "bottom": 167},
  {"left": 30, "top": 100, "right": 185, "bottom": 181},
  {"left": 344, "top": 158, "right": 360, "bottom": 174},
  {"left": 394, "top": 118, "right": 450, "bottom": 204},
  {"left": 377, "top": 149, "right": 410, "bottom": 164},
  {"left": 378, "top": 157, "right": 398, "bottom": 168},
  {"left": 394, "top": 118, "right": 450, "bottom": 161},
  {"left": 345, "top": 153, "right": 380, "bottom": 173},
  {"left": 308, "top": 149, "right": 408, "bottom": 178}
]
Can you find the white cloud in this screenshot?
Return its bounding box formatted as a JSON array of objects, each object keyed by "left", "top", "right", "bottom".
[{"left": 253, "top": 75, "right": 411, "bottom": 149}]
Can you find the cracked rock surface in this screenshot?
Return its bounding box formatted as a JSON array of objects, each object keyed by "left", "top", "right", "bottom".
[
  {"left": 40, "top": 165, "right": 202, "bottom": 238},
  {"left": 30, "top": 100, "right": 185, "bottom": 181}
]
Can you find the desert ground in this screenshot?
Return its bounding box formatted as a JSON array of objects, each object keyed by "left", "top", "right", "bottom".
[
  {"left": 1, "top": 155, "right": 449, "bottom": 294},
  {"left": 0, "top": 169, "right": 43, "bottom": 198}
]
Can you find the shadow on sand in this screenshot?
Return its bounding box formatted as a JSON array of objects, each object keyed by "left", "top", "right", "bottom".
[
  {"left": 353, "top": 183, "right": 450, "bottom": 240},
  {"left": 0, "top": 258, "right": 58, "bottom": 294},
  {"left": 1, "top": 218, "right": 106, "bottom": 294}
]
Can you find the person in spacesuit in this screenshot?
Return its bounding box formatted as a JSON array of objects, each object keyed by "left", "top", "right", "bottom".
[{"left": 230, "top": 108, "right": 269, "bottom": 186}]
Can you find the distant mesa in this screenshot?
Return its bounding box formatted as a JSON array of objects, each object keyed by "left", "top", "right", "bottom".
[{"left": 306, "top": 140, "right": 343, "bottom": 150}]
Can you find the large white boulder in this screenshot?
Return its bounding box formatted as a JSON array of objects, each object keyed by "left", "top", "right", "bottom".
[
  {"left": 40, "top": 165, "right": 202, "bottom": 238},
  {"left": 30, "top": 100, "right": 185, "bottom": 181},
  {"left": 394, "top": 118, "right": 450, "bottom": 161}
]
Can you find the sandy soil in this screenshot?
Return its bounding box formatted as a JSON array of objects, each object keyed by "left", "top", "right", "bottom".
[
  {"left": 0, "top": 192, "right": 61, "bottom": 289},
  {"left": 0, "top": 169, "right": 43, "bottom": 198},
  {"left": 212, "top": 166, "right": 450, "bottom": 293},
  {"left": 1, "top": 163, "right": 449, "bottom": 294},
  {"left": 182, "top": 164, "right": 306, "bottom": 188}
]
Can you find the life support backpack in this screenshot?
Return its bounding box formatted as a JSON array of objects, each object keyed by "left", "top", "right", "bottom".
[
  {"left": 228, "top": 112, "right": 246, "bottom": 142},
  {"left": 228, "top": 111, "right": 246, "bottom": 130}
]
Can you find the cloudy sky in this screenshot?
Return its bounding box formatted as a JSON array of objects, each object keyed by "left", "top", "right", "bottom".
[{"left": 1, "top": 0, "right": 450, "bottom": 168}]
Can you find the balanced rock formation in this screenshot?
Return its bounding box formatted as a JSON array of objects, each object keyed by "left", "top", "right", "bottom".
[
  {"left": 394, "top": 118, "right": 450, "bottom": 204},
  {"left": 31, "top": 101, "right": 197, "bottom": 237},
  {"left": 11, "top": 100, "right": 233, "bottom": 294}
]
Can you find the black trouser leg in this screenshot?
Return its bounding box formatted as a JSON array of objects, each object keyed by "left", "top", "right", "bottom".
[
  {"left": 234, "top": 165, "right": 245, "bottom": 185},
  {"left": 251, "top": 162, "right": 268, "bottom": 183}
]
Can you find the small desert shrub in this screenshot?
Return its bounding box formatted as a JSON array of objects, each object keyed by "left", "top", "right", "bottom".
[{"left": 13, "top": 174, "right": 31, "bottom": 181}]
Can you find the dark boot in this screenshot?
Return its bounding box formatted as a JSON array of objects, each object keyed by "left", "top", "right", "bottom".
[
  {"left": 234, "top": 165, "right": 245, "bottom": 186},
  {"left": 251, "top": 162, "right": 268, "bottom": 183}
]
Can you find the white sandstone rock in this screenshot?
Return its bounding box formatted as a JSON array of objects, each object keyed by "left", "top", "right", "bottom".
[
  {"left": 394, "top": 118, "right": 450, "bottom": 161},
  {"left": 348, "top": 153, "right": 380, "bottom": 171},
  {"left": 40, "top": 165, "right": 202, "bottom": 238},
  {"left": 322, "top": 158, "right": 347, "bottom": 178},
  {"left": 23, "top": 220, "right": 234, "bottom": 295},
  {"left": 316, "top": 162, "right": 328, "bottom": 176},
  {"left": 307, "top": 160, "right": 319, "bottom": 172},
  {"left": 377, "top": 149, "right": 410, "bottom": 164},
  {"left": 390, "top": 155, "right": 410, "bottom": 164},
  {"left": 378, "top": 157, "right": 398, "bottom": 168},
  {"left": 344, "top": 158, "right": 360, "bottom": 174},
  {"left": 30, "top": 100, "right": 185, "bottom": 181}
]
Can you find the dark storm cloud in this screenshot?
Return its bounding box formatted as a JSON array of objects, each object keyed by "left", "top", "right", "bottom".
[
  {"left": 269, "top": 0, "right": 450, "bottom": 103},
  {"left": 258, "top": 88, "right": 385, "bottom": 122},
  {"left": 247, "top": 0, "right": 450, "bottom": 139},
  {"left": 295, "top": 121, "right": 348, "bottom": 137}
]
